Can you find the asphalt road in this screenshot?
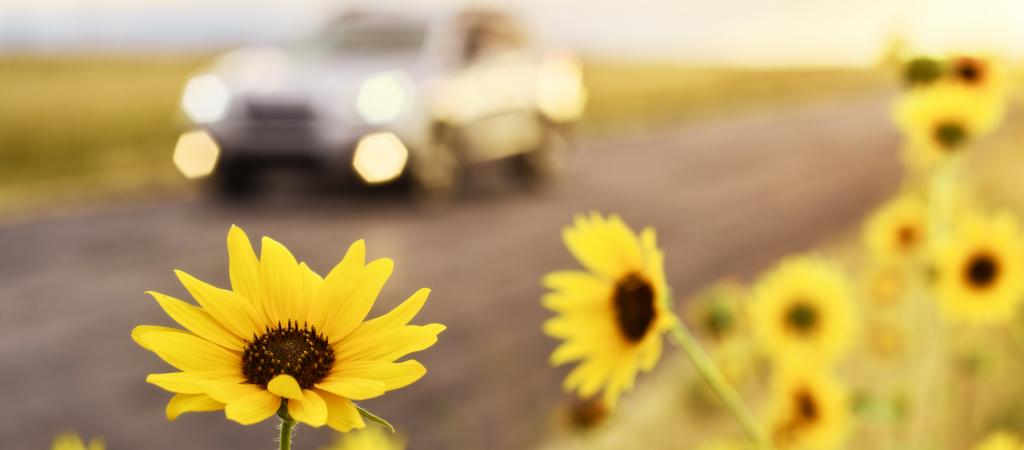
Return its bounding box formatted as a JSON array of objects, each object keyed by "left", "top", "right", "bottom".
[{"left": 0, "top": 95, "right": 901, "bottom": 450}]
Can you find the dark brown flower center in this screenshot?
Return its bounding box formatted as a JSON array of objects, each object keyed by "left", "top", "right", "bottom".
[
  {"left": 794, "top": 388, "right": 819, "bottom": 423},
  {"left": 784, "top": 301, "right": 818, "bottom": 335},
  {"left": 705, "top": 304, "right": 735, "bottom": 340},
  {"left": 954, "top": 57, "right": 984, "bottom": 85},
  {"left": 964, "top": 252, "right": 999, "bottom": 290},
  {"left": 613, "top": 273, "right": 656, "bottom": 343},
  {"left": 567, "top": 396, "right": 608, "bottom": 430},
  {"left": 773, "top": 387, "right": 821, "bottom": 444},
  {"left": 242, "top": 321, "right": 335, "bottom": 389},
  {"left": 897, "top": 224, "right": 918, "bottom": 249},
  {"left": 934, "top": 121, "right": 967, "bottom": 150}
]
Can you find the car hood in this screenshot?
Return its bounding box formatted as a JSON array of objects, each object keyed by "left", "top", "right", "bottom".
[{"left": 211, "top": 46, "right": 429, "bottom": 111}]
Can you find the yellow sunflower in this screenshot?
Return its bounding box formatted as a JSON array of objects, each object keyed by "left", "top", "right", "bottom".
[
  {"left": 749, "top": 256, "right": 856, "bottom": 364},
  {"left": 865, "top": 319, "right": 907, "bottom": 360},
  {"left": 863, "top": 262, "right": 906, "bottom": 307},
  {"left": 321, "top": 427, "right": 406, "bottom": 450},
  {"left": 52, "top": 433, "right": 104, "bottom": 450},
  {"left": 948, "top": 55, "right": 1008, "bottom": 98},
  {"left": 686, "top": 279, "right": 748, "bottom": 344},
  {"left": 863, "top": 194, "right": 928, "bottom": 263},
  {"left": 543, "top": 212, "right": 676, "bottom": 407},
  {"left": 767, "top": 365, "right": 850, "bottom": 450},
  {"left": 931, "top": 212, "right": 1024, "bottom": 324},
  {"left": 974, "top": 432, "right": 1024, "bottom": 450},
  {"left": 132, "top": 225, "right": 444, "bottom": 431},
  {"left": 894, "top": 82, "right": 1004, "bottom": 171}
]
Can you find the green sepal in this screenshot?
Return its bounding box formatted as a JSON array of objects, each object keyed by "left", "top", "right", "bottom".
[{"left": 355, "top": 404, "right": 395, "bottom": 433}]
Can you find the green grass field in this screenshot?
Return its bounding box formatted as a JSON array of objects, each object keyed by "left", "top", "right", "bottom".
[
  {"left": 0, "top": 54, "right": 210, "bottom": 211},
  {"left": 580, "top": 63, "right": 891, "bottom": 132},
  {"left": 0, "top": 55, "right": 889, "bottom": 213}
]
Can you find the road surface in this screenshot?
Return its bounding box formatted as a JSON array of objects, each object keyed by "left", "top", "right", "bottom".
[{"left": 0, "top": 95, "right": 901, "bottom": 450}]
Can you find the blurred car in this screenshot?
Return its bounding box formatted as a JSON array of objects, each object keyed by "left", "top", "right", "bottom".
[{"left": 172, "top": 7, "right": 587, "bottom": 197}]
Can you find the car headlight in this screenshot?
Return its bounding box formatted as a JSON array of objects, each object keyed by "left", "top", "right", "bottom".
[
  {"left": 355, "top": 71, "right": 411, "bottom": 125},
  {"left": 173, "top": 130, "right": 220, "bottom": 178},
  {"left": 536, "top": 52, "right": 587, "bottom": 122},
  {"left": 182, "top": 74, "right": 231, "bottom": 124},
  {"left": 352, "top": 132, "right": 409, "bottom": 184}
]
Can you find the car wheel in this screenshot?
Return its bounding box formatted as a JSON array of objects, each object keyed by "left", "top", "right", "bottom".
[
  {"left": 214, "top": 161, "right": 259, "bottom": 198},
  {"left": 509, "top": 124, "right": 569, "bottom": 185},
  {"left": 410, "top": 134, "right": 464, "bottom": 203}
]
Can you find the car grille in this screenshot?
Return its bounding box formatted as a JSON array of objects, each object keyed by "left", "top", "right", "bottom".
[{"left": 245, "top": 100, "right": 315, "bottom": 123}]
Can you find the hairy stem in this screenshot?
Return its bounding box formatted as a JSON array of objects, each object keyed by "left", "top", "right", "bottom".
[{"left": 278, "top": 403, "right": 296, "bottom": 450}]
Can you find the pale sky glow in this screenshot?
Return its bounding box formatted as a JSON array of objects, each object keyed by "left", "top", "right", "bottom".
[{"left": 4, "top": 0, "right": 1024, "bottom": 66}]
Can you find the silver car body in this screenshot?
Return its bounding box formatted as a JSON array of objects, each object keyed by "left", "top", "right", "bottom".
[{"left": 175, "top": 7, "right": 586, "bottom": 187}]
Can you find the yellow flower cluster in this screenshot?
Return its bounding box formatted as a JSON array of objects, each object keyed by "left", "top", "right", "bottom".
[
  {"left": 748, "top": 256, "right": 855, "bottom": 449},
  {"left": 894, "top": 55, "right": 1006, "bottom": 172}
]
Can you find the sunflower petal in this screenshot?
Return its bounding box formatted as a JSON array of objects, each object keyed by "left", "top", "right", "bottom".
[
  {"left": 604, "top": 214, "right": 644, "bottom": 267},
  {"left": 335, "top": 324, "right": 444, "bottom": 363},
  {"left": 563, "top": 214, "right": 620, "bottom": 278},
  {"left": 267, "top": 374, "right": 303, "bottom": 400},
  {"left": 260, "top": 237, "right": 304, "bottom": 324},
  {"left": 135, "top": 331, "right": 239, "bottom": 372},
  {"left": 202, "top": 381, "right": 262, "bottom": 404},
  {"left": 147, "top": 371, "right": 244, "bottom": 394},
  {"left": 225, "top": 389, "right": 280, "bottom": 425},
  {"left": 315, "top": 378, "right": 387, "bottom": 401},
  {"left": 175, "top": 270, "right": 261, "bottom": 339},
  {"left": 288, "top": 389, "right": 328, "bottom": 427},
  {"left": 350, "top": 288, "right": 430, "bottom": 339},
  {"left": 329, "top": 360, "right": 426, "bottom": 391},
  {"left": 549, "top": 341, "right": 590, "bottom": 365},
  {"left": 541, "top": 271, "right": 610, "bottom": 311},
  {"left": 228, "top": 225, "right": 262, "bottom": 307},
  {"left": 323, "top": 258, "right": 394, "bottom": 343},
  {"left": 166, "top": 393, "right": 223, "bottom": 421},
  {"left": 309, "top": 240, "right": 366, "bottom": 329},
  {"left": 318, "top": 390, "right": 366, "bottom": 432},
  {"left": 131, "top": 325, "right": 189, "bottom": 351},
  {"left": 148, "top": 291, "right": 244, "bottom": 350},
  {"left": 296, "top": 262, "right": 323, "bottom": 320}
]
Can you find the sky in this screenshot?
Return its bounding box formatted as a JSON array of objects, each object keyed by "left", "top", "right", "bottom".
[{"left": 3, "top": 0, "right": 1024, "bottom": 66}]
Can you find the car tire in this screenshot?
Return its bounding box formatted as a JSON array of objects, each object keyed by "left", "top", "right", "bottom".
[
  {"left": 410, "top": 128, "right": 464, "bottom": 203},
  {"left": 214, "top": 161, "right": 259, "bottom": 198},
  {"left": 509, "top": 123, "right": 569, "bottom": 185}
]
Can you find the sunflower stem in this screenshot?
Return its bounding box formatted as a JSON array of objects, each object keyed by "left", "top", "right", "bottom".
[
  {"left": 927, "top": 155, "right": 960, "bottom": 239},
  {"left": 277, "top": 403, "right": 296, "bottom": 450},
  {"left": 670, "top": 322, "right": 775, "bottom": 450}
]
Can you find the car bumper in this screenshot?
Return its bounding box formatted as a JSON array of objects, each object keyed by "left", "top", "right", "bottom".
[{"left": 201, "top": 122, "right": 409, "bottom": 184}]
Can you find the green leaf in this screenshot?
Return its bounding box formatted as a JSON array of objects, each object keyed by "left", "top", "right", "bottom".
[{"left": 355, "top": 404, "right": 395, "bottom": 433}]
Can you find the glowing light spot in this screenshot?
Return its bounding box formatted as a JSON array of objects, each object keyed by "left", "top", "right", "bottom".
[
  {"left": 173, "top": 130, "right": 220, "bottom": 179},
  {"left": 355, "top": 71, "right": 410, "bottom": 125},
  {"left": 352, "top": 132, "right": 409, "bottom": 184},
  {"left": 182, "top": 74, "right": 231, "bottom": 124},
  {"left": 536, "top": 52, "right": 587, "bottom": 122}
]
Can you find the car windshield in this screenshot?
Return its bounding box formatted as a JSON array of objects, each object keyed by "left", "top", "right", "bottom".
[{"left": 307, "top": 16, "right": 427, "bottom": 55}]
